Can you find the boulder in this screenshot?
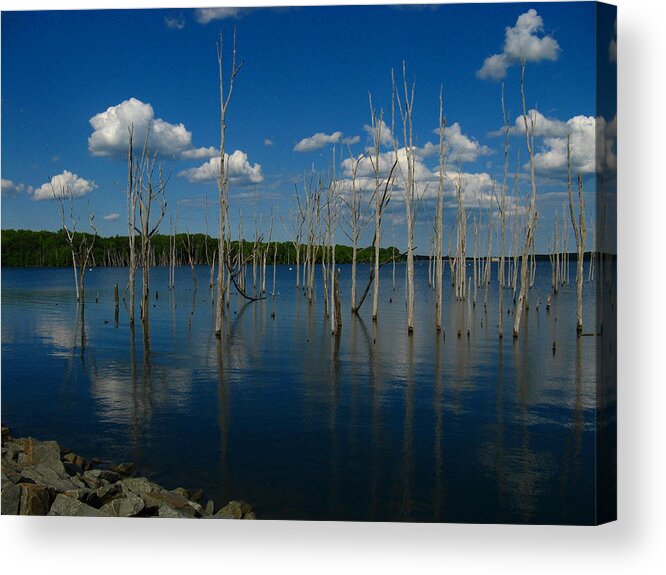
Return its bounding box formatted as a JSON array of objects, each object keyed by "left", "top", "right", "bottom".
[
  {"left": 142, "top": 489, "right": 202, "bottom": 517},
  {"left": 99, "top": 493, "right": 145, "bottom": 517},
  {"left": 1, "top": 474, "right": 21, "bottom": 515},
  {"left": 212, "top": 500, "right": 244, "bottom": 519},
  {"left": 86, "top": 483, "right": 123, "bottom": 508},
  {"left": 157, "top": 504, "right": 196, "bottom": 519},
  {"left": 63, "top": 452, "right": 88, "bottom": 470},
  {"left": 83, "top": 469, "right": 123, "bottom": 484},
  {"left": 19, "top": 483, "right": 54, "bottom": 515},
  {"left": 21, "top": 464, "right": 85, "bottom": 492},
  {"left": 47, "top": 493, "right": 105, "bottom": 517},
  {"left": 203, "top": 500, "right": 215, "bottom": 517},
  {"left": 2, "top": 440, "right": 22, "bottom": 463},
  {"left": 1, "top": 425, "right": 11, "bottom": 444},
  {"left": 15, "top": 438, "right": 62, "bottom": 469},
  {"left": 121, "top": 477, "right": 160, "bottom": 497}
]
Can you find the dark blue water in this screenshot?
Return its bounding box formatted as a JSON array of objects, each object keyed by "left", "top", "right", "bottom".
[{"left": 2, "top": 261, "right": 600, "bottom": 523}]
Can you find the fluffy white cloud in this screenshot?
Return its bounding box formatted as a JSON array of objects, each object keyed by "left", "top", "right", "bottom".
[
  {"left": 505, "top": 109, "right": 569, "bottom": 138},
  {"left": 293, "top": 131, "right": 359, "bottom": 152},
  {"left": 103, "top": 213, "right": 120, "bottom": 221},
  {"left": 178, "top": 150, "right": 264, "bottom": 185},
  {"left": 477, "top": 9, "right": 560, "bottom": 80},
  {"left": 363, "top": 119, "right": 395, "bottom": 147},
  {"left": 88, "top": 98, "right": 207, "bottom": 159},
  {"left": 181, "top": 146, "right": 219, "bottom": 160},
  {"left": 1, "top": 179, "right": 32, "bottom": 197},
  {"left": 33, "top": 171, "right": 97, "bottom": 201},
  {"left": 532, "top": 115, "right": 602, "bottom": 175},
  {"left": 339, "top": 147, "right": 494, "bottom": 207},
  {"left": 426, "top": 122, "right": 492, "bottom": 163},
  {"left": 194, "top": 8, "right": 243, "bottom": 24}
]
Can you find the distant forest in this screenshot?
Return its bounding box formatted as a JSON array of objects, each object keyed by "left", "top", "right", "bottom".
[{"left": 1, "top": 229, "right": 401, "bottom": 268}]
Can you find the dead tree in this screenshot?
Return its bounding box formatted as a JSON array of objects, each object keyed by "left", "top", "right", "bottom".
[
  {"left": 567, "top": 135, "right": 587, "bottom": 334},
  {"left": 435, "top": 87, "right": 447, "bottom": 331},
  {"left": 137, "top": 152, "right": 168, "bottom": 323},
  {"left": 282, "top": 187, "right": 305, "bottom": 288},
  {"left": 127, "top": 126, "right": 139, "bottom": 324},
  {"left": 394, "top": 63, "right": 418, "bottom": 333},
  {"left": 215, "top": 29, "right": 243, "bottom": 338},
  {"left": 55, "top": 185, "right": 97, "bottom": 303},
  {"left": 497, "top": 83, "right": 509, "bottom": 339},
  {"left": 341, "top": 147, "right": 370, "bottom": 313},
  {"left": 367, "top": 94, "right": 397, "bottom": 321},
  {"left": 182, "top": 227, "right": 198, "bottom": 289},
  {"left": 512, "top": 58, "right": 539, "bottom": 338}
]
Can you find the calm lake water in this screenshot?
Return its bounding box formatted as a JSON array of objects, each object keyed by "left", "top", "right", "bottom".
[{"left": 2, "top": 261, "right": 602, "bottom": 523}]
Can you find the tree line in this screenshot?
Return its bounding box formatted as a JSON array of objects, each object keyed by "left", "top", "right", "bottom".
[{"left": 0, "top": 228, "right": 400, "bottom": 269}]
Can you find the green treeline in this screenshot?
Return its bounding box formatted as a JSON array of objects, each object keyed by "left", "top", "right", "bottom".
[{"left": 1, "top": 229, "right": 400, "bottom": 268}]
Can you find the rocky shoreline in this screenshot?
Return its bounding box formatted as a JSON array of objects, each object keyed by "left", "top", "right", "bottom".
[{"left": 1, "top": 426, "right": 255, "bottom": 519}]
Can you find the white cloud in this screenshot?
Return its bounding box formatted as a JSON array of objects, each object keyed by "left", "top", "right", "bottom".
[
  {"left": 1, "top": 178, "right": 32, "bottom": 197},
  {"left": 88, "top": 98, "right": 202, "bottom": 159},
  {"left": 264, "top": 138, "right": 274, "bottom": 147},
  {"left": 103, "top": 213, "right": 120, "bottom": 221},
  {"left": 293, "top": 131, "right": 359, "bottom": 152},
  {"left": 181, "top": 146, "right": 219, "bottom": 160},
  {"left": 33, "top": 171, "right": 97, "bottom": 202},
  {"left": 178, "top": 150, "right": 264, "bottom": 185},
  {"left": 427, "top": 122, "right": 492, "bottom": 163},
  {"left": 532, "top": 115, "right": 602, "bottom": 175},
  {"left": 164, "top": 16, "right": 185, "bottom": 29},
  {"left": 477, "top": 9, "right": 560, "bottom": 80},
  {"left": 363, "top": 119, "right": 395, "bottom": 147},
  {"left": 194, "top": 8, "right": 243, "bottom": 24},
  {"left": 487, "top": 109, "right": 568, "bottom": 138},
  {"left": 339, "top": 147, "right": 494, "bottom": 207},
  {"left": 507, "top": 109, "right": 569, "bottom": 138}
]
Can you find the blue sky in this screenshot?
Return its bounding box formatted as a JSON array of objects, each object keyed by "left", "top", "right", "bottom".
[{"left": 1, "top": 2, "right": 615, "bottom": 254}]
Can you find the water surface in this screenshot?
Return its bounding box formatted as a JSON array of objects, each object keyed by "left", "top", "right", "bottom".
[{"left": 2, "top": 261, "right": 600, "bottom": 523}]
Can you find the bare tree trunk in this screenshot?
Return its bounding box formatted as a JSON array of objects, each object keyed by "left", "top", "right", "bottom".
[
  {"left": 567, "top": 135, "right": 587, "bottom": 334},
  {"left": 394, "top": 64, "right": 417, "bottom": 333},
  {"left": 512, "top": 58, "right": 539, "bottom": 338},
  {"left": 435, "top": 88, "right": 446, "bottom": 332},
  {"left": 215, "top": 29, "right": 242, "bottom": 338}
]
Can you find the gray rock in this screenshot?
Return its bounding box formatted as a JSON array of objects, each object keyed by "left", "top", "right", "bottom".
[
  {"left": 243, "top": 511, "right": 257, "bottom": 520},
  {"left": 19, "top": 483, "right": 53, "bottom": 515},
  {"left": 86, "top": 483, "right": 123, "bottom": 508},
  {"left": 121, "top": 477, "right": 161, "bottom": 497},
  {"left": 157, "top": 504, "right": 196, "bottom": 519},
  {"left": 15, "top": 438, "right": 62, "bottom": 469},
  {"left": 1, "top": 425, "right": 11, "bottom": 444},
  {"left": 142, "top": 490, "right": 202, "bottom": 517},
  {"left": 99, "top": 493, "right": 145, "bottom": 517},
  {"left": 61, "top": 488, "right": 92, "bottom": 502},
  {"left": 1, "top": 475, "right": 21, "bottom": 515},
  {"left": 21, "top": 464, "right": 85, "bottom": 492},
  {"left": 203, "top": 500, "right": 215, "bottom": 517},
  {"left": 47, "top": 493, "right": 105, "bottom": 517},
  {"left": 211, "top": 508, "right": 235, "bottom": 519},
  {"left": 2, "top": 441, "right": 22, "bottom": 463},
  {"left": 83, "top": 469, "right": 123, "bottom": 484},
  {"left": 63, "top": 452, "right": 88, "bottom": 470}
]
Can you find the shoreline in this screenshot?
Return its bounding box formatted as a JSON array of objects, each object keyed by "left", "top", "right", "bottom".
[{"left": 1, "top": 425, "right": 255, "bottom": 519}]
